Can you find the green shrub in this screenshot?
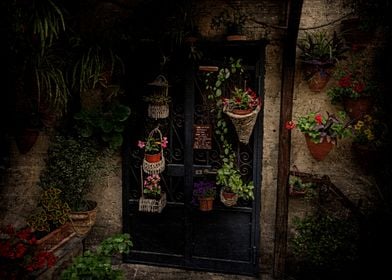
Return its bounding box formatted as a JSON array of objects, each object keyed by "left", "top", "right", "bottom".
[{"left": 61, "top": 233, "right": 133, "bottom": 280}]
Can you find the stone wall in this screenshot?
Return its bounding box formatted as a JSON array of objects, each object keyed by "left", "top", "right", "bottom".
[{"left": 0, "top": 0, "right": 382, "bottom": 277}]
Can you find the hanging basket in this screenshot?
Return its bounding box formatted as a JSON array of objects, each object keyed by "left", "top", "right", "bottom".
[
  {"left": 147, "top": 75, "right": 170, "bottom": 119},
  {"left": 220, "top": 188, "right": 238, "bottom": 207},
  {"left": 148, "top": 103, "right": 170, "bottom": 119},
  {"left": 138, "top": 167, "right": 166, "bottom": 213},
  {"left": 224, "top": 105, "right": 261, "bottom": 144},
  {"left": 139, "top": 192, "right": 167, "bottom": 213},
  {"left": 142, "top": 127, "right": 166, "bottom": 174}
]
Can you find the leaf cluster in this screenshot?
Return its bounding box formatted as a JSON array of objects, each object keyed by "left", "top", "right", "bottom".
[
  {"left": 291, "top": 213, "right": 359, "bottom": 270},
  {"left": 204, "top": 58, "right": 255, "bottom": 200},
  {"left": 27, "top": 187, "right": 71, "bottom": 233},
  {"left": 38, "top": 134, "right": 104, "bottom": 211},
  {"left": 298, "top": 31, "right": 347, "bottom": 64},
  {"left": 61, "top": 233, "right": 133, "bottom": 280},
  {"left": 296, "top": 111, "right": 352, "bottom": 144},
  {"left": 74, "top": 102, "right": 131, "bottom": 150}
]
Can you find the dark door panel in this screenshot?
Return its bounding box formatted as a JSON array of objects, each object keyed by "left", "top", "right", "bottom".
[{"left": 123, "top": 40, "right": 265, "bottom": 276}]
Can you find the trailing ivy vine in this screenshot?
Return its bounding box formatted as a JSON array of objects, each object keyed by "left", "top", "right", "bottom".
[{"left": 203, "top": 58, "right": 254, "bottom": 200}]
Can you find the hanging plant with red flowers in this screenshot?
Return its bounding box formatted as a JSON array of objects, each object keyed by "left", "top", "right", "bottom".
[
  {"left": 327, "top": 52, "right": 377, "bottom": 104},
  {"left": 0, "top": 224, "right": 57, "bottom": 280}
]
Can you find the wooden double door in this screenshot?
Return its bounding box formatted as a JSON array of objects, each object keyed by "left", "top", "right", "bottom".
[{"left": 123, "top": 40, "right": 265, "bottom": 276}]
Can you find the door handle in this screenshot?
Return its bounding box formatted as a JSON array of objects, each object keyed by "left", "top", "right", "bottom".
[{"left": 203, "top": 169, "right": 217, "bottom": 175}]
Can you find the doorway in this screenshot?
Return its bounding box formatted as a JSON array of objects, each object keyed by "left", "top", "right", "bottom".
[{"left": 123, "top": 40, "right": 266, "bottom": 276}]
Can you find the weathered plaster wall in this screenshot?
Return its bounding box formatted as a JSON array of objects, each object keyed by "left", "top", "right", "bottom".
[{"left": 0, "top": 0, "right": 382, "bottom": 278}]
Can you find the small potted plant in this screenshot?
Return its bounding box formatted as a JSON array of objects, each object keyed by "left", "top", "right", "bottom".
[
  {"left": 145, "top": 75, "right": 171, "bottom": 119},
  {"left": 210, "top": 7, "right": 249, "bottom": 41},
  {"left": 351, "top": 114, "right": 385, "bottom": 172},
  {"left": 138, "top": 133, "right": 168, "bottom": 163},
  {"left": 223, "top": 86, "right": 262, "bottom": 144},
  {"left": 0, "top": 224, "right": 57, "bottom": 279},
  {"left": 223, "top": 87, "right": 261, "bottom": 115},
  {"left": 327, "top": 52, "right": 377, "bottom": 120},
  {"left": 139, "top": 173, "right": 166, "bottom": 213},
  {"left": 287, "top": 111, "right": 352, "bottom": 161},
  {"left": 216, "top": 162, "right": 254, "bottom": 207},
  {"left": 38, "top": 134, "right": 106, "bottom": 236},
  {"left": 143, "top": 174, "right": 162, "bottom": 200},
  {"left": 297, "top": 31, "right": 347, "bottom": 92},
  {"left": 192, "top": 180, "right": 217, "bottom": 211},
  {"left": 74, "top": 100, "right": 131, "bottom": 151},
  {"left": 288, "top": 175, "right": 317, "bottom": 197}
]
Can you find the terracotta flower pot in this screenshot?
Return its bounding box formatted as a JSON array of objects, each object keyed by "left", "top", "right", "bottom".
[
  {"left": 307, "top": 70, "right": 331, "bottom": 92},
  {"left": 351, "top": 142, "right": 379, "bottom": 174},
  {"left": 231, "top": 108, "right": 254, "bottom": 115},
  {"left": 198, "top": 197, "right": 214, "bottom": 211},
  {"left": 304, "top": 134, "right": 334, "bottom": 161},
  {"left": 144, "top": 152, "right": 162, "bottom": 163}
]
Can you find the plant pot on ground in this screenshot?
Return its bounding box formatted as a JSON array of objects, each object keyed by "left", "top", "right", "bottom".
[
  {"left": 38, "top": 134, "right": 108, "bottom": 236},
  {"left": 26, "top": 187, "right": 74, "bottom": 252}
]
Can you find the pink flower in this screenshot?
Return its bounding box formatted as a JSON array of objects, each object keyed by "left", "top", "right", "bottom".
[
  {"left": 137, "top": 141, "right": 145, "bottom": 148},
  {"left": 161, "top": 137, "right": 168, "bottom": 148}
]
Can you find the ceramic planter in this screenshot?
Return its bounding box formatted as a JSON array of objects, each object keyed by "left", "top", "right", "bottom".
[{"left": 304, "top": 134, "right": 334, "bottom": 161}]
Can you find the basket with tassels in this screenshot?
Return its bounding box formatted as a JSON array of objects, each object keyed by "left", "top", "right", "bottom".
[
  {"left": 141, "top": 127, "right": 167, "bottom": 174},
  {"left": 138, "top": 168, "right": 166, "bottom": 213},
  {"left": 145, "top": 75, "right": 171, "bottom": 119}
]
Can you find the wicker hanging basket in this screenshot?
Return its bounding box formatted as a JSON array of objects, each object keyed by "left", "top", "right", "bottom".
[
  {"left": 148, "top": 103, "right": 170, "bottom": 119},
  {"left": 142, "top": 127, "right": 166, "bottom": 174},
  {"left": 138, "top": 167, "right": 166, "bottom": 213},
  {"left": 224, "top": 105, "right": 261, "bottom": 144},
  {"left": 147, "top": 75, "right": 170, "bottom": 119},
  {"left": 220, "top": 188, "right": 238, "bottom": 207}
]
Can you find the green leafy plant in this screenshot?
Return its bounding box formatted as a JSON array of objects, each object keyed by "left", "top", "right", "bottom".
[
  {"left": 143, "top": 174, "right": 162, "bottom": 199},
  {"left": 288, "top": 175, "right": 317, "bottom": 198},
  {"left": 291, "top": 213, "right": 359, "bottom": 273},
  {"left": 38, "top": 134, "right": 105, "bottom": 211},
  {"left": 210, "top": 7, "right": 249, "bottom": 35},
  {"left": 223, "top": 87, "right": 260, "bottom": 111},
  {"left": 138, "top": 133, "right": 168, "bottom": 155},
  {"left": 297, "top": 31, "right": 347, "bottom": 64},
  {"left": 216, "top": 162, "right": 254, "bottom": 201},
  {"left": 204, "top": 58, "right": 255, "bottom": 201},
  {"left": 74, "top": 101, "right": 131, "bottom": 150},
  {"left": 71, "top": 44, "right": 124, "bottom": 94},
  {"left": 290, "top": 111, "right": 352, "bottom": 144},
  {"left": 60, "top": 233, "right": 133, "bottom": 280},
  {"left": 143, "top": 94, "right": 171, "bottom": 105},
  {"left": 27, "top": 187, "right": 70, "bottom": 233}
]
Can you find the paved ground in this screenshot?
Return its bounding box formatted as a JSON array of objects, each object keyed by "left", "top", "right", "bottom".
[{"left": 115, "top": 263, "right": 270, "bottom": 280}]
